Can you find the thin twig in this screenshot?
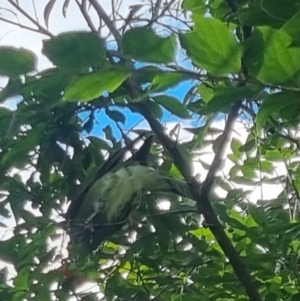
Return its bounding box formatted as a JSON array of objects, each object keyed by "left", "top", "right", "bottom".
[
  {"left": 0, "top": 16, "right": 47, "bottom": 35},
  {"left": 200, "top": 101, "right": 241, "bottom": 196},
  {"left": 148, "top": 208, "right": 198, "bottom": 217},
  {"left": 75, "top": 0, "right": 97, "bottom": 32},
  {"left": 147, "top": 0, "right": 177, "bottom": 27},
  {"left": 31, "top": 0, "right": 39, "bottom": 23},
  {"left": 87, "top": 0, "right": 121, "bottom": 45},
  {"left": 153, "top": 0, "right": 163, "bottom": 18},
  {"left": 111, "top": 0, "right": 117, "bottom": 27},
  {"left": 283, "top": 161, "right": 300, "bottom": 220},
  {"left": 6, "top": 0, "right": 53, "bottom": 37},
  {"left": 137, "top": 263, "right": 151, "bottom": 295}
]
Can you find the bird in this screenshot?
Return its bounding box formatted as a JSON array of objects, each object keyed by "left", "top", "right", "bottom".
[{"left": 66, "top": 133, "right": 191, "bottom": 253}]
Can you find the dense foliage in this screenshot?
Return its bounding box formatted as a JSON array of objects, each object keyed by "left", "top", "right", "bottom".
[{"left": 0, "top": 0, "right": 300, "bottom": 300}]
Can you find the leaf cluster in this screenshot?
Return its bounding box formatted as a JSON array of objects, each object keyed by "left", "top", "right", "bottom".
[{"left": 0, "top": 0, "right": 300, "bottom": 300}]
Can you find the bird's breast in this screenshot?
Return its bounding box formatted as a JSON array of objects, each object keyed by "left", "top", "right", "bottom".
[{"left": 99, "top": 165, "right": 158, "bottom": 222}]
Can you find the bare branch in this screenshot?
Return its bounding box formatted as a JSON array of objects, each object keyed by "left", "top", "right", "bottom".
[
  {"left": 147, "top": 0, "right": 177, "bottom": 27},
  {"left": 75, "top": 0, "right": 97, "bottom": 32},
  {"left": 153, "top": 0, "right": 163, "bottom": 18},
  {"left": 87, "top": 0, "right": 121, "bottom": 45},
  {"left": 31, "top": 0, "right": 39, "bottom": 23},
  {"left": 200, "top": 101, "right": 241, "bottom": 196},
  {"left": 135, "top": 102, "right": 262, "bottom": 301},
  {"left": 6, "top": 0, "right": 53, "bottom": 37},
  {"left": 0, "top": 16, "right": 47, "bottom": 35}
]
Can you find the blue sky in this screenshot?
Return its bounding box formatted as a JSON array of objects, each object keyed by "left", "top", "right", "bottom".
[
  {"left": 0, "top": 0, "right": 199, "bottom": 142},
  {"left": 83, "top": 79, "right": 199, "bottom": 140}
]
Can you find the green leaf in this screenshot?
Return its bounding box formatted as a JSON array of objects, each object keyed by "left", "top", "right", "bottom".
[
  {"left": 261, "top": 0, "right": 299, "bottom": 21},
  {"left": 150, "top": 72, "right": 186, "bottom": 93},
  {"left": 237, "top": 0, "right": 285, "bottom": 28},
  {"left": 0, "top": 47, "right": 36, "bottom": 76},
  {"left": 122, "top": 27, "right": 176, "bottom": 63},
  {"left": 0, "top": 78, "right": 23, "bottom": 100},
  {"left": 182, "top": 0, "right": 206, "bottom": 10},
  {"left": 248, "top": 206, "right": 266, "bottom": 226},
  {"left": 291, "top": 293, "right": 300, "bottom": 301},
  {"left": 264, "top": 148, "right": 295, "bottom": 161},
  {"left": 228, "top": 153, "right": 240, "bottom": 164},
  {"left": 154, "top": 95, "right": 190, "bottom": 119},
  {"left": 0, "top": 107, "right": 13, "bottom": 140},
  {"left": 202, "top": 84, "right": 262, "bottom": 113},
  {"left": 44, "top": 0, "right": 56, "bottom": 28},
  {"left": 0, "top": 237, "right": 18, "bottom": 264},
  {"left": 197, "top": 84, "right": 214, "bottom": 102},
  {"left": 64, "top": 68, "right": 129, "bottom": 102},
  {"left": 62, "top": 0, "right": 71, "bottom": 17},
  {"left": 23, "top": 69, "right": 72, "bottom": 101},
  {"left": 136, "top": 66, "right": 162, "bottom": 84},
  {"left": 43, "top": 32, "right": 106, "bottom": 69},
  {"left": 13, "top": 268, "right": 30, "bottom": 291},
  {"left": 239, "top": 139, "right": 256, "bottom": 152},
  {"left": 244, "top": 27, "right": 300, "bottom": 84},
  {"left": 231, "top": 176, "right": 256, "bottom": 185},
  {"left": 103, "top": 125, "right": 114, "bottom": 142},
  {"left": 180, "top": 15, "right": 242, "bottom": 76},
  {"left": 256, "top": 92, "right": 299, "bottom": 130},
  {"left": 88, "top": 136, "right": 111, "bottom": 151},
  {"left": 282, "top": 11, "right": 300, "bottom": 45},
  {"left": 106, "top": 109, "right": 126, "bottom": 124},
  {"left": 231, "top": 138, "right": 242, "bottom": 158},
  {"left": 146, "top": 99, "right": 163, "bottom": 119},
  {"left": 260, "top": 160, "right": 273, "bottom": 173},
  {"left": 241, "top": 161, "right": 256, "bottom": 179},
  {"left": 2, "top": 124, "right": 45, "bottom": 167}
]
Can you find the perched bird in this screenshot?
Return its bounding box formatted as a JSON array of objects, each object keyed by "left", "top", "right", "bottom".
[{"left": 67, "top": 133, "right": 190, "bottom": 252}]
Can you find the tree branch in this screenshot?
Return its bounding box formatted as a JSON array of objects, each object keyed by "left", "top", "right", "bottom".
[
  {"left": 87, "top": 0, "right": 122, "bottom": 45},
  {"left": 200, "top": 101, "right": 241, "bottom": 196},
  {"left": 75, "top": 0, "right": 97, "bottom": 32},
  {"left": 147, "top": 0, "right": 177, "bottom": 27},
  {"left": 6, "top": 0, "right": 53, "bottom": 37},
  {"left": 0, "top": 16, "right": 47, "bottom": 35},
  {"left": 68, "top": 1, "right": 261, "bottom": 299},
  {"left": 135, "top": 102, "right": 262, "bottom": 301}
]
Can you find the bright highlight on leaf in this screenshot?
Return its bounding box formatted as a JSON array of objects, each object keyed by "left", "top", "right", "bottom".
[
  {"left": 256, "top": 92, "right": 300, "bottom": 130},
  {"left": 180, "top": 15, "right": 242, "bottom": 76},
  {"left": 244, "top": 27, "right": 300, "bottom": 84},
  {"left": 154, "top": 95, "right": 190, "bottom": 119},
  {"left": 63, "top": 69, "right": 129, "bottom": 102},
  {"left": 150, "top": 73, "right": 187, "bottom": 93}
]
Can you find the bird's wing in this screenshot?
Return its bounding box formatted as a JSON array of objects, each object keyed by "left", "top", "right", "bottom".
[
  {"left": 67, "top": 134, "right": 154, "bottom": 253},
  {"left": 66, "top": 133, "right": 153, "bottom": 220},
  {"left": 66, "top": 133, "right": 196, "bottom": 253}
]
